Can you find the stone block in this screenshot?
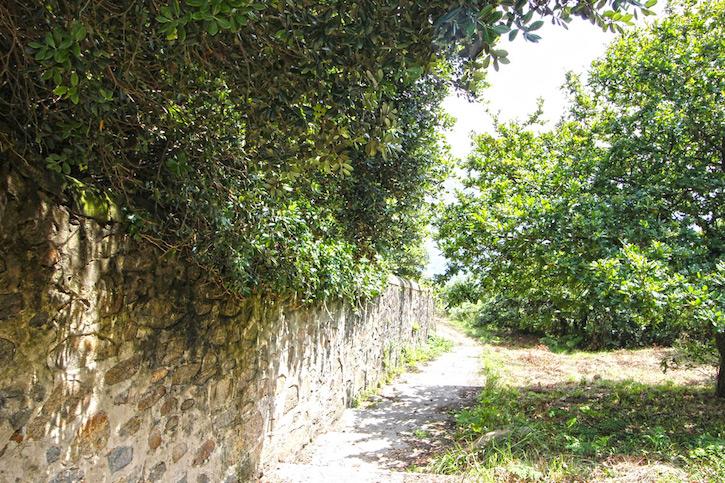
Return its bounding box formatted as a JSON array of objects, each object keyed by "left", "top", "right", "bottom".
[
  {"left": 118, "top": 415, "right": 142, "bottom": 438},
  {"left": 172, "top": 442, "right": 188, "bottom": 462},
  {"left": 148, "top": 429, "right": 162, "bottom": 451},
  {"left": 192, "top": 439, "right": 215, "bottom": 466},
  {"left": 137, "top": 385, "right": 166, "bottom": 411},
  {"left": 105, "top": 355, "right": 142, "bottom": 386},
  {"left": 49, "top": 468, "right": 84, "bottom": 483},
  {"left": 160, "top": 397, "right": 178, "bottom": 416},
  {"left": 46, "top": 445, "right": 61, "bottom": 464},
  {"left": 72, "top": 411, "right": 110, "bottom": 459},
  {"left": 147, "top": 462, "right": 166, "bottom": 482},
  {"left": 107, "top": 446, "right": 133, "bottom": 473}
]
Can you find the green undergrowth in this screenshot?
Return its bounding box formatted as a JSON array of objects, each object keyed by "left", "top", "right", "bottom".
[
  {"left": 402, "top": 334, "right": 454, "bottom": 366},
  {"left": 352, "top": 334, "right": 453, "bottom": 407},
  {"left": 430, "top": 350, "right": 725, "bottom": 481},
  {"left": 447, "top": 303, "right": 510, "bottom": 345}
]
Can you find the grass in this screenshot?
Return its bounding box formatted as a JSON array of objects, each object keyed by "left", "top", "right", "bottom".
[
  {"left": 429, "top": 319, "right": 724, "bottom": 482},
  {"left": 352, "top": 334, "right": 453, "bottom": 408},
  {"left": 414, "top": 428, "right": 432, "bottom": 439},
  {"left": 402, "top": 334, "right": 454, "bottom": 366}
]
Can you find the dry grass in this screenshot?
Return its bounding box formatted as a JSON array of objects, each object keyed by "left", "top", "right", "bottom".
[
  {"left": 430, "top": 321, "right": 724, "bottom": 482},
  {"left": 488, "top": 342, "right": 716, "bottom": 389}
]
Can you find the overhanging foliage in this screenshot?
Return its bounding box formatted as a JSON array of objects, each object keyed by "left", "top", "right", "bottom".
[{"left": 0, "top": 0, "right": 646, "bottom": 301}]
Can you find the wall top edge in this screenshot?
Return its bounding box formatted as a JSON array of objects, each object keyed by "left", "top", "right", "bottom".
[{"left": 388, "top": 274, "right": 429, "bottom": 292}]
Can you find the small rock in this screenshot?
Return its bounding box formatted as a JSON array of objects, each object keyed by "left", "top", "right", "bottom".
[
  {"left": 73, "top": 411, "right": 110, "bottom": 457},
  {"left": 107, "top": 446, "right": 133, "bottom": 473},
  {"left": 10, "top": 408, "right": 31, "bottom": 430},
  {"left": 165, "top": 416, "right": 179, "bottom": 433},
  {"left": 192, "top": 439, "right": 215, "bottom": 466},
  {"left": 150, "top": 368, "right": 169, "bottom": 384},
  {"left": 160, "top": 397, "right": 178, "bottom": 416},
  {"left": 105, "top": 355, "right": 142, "bottom": 386},
  {"left": 0, "top": 338, "right": 16, "bottom": 364},
  {"left": 29, "top": 311, "right": 49, "bottom": 328},
  {"left": 113, "top": 388, "right": 130, "bottom": 405},
  {"left": 48, "top": 468, "right": 84, "bottom": 483},
  {"left": 172, "top": 442, "right": 188, "bottom": 462},
  {"left": 46, "top": 446, "right": 61, "bottom": 464},
  {"left": 0, "top": 293, "right": 22, "bottom": 321},
  {"left": 138, "top": 385, "right": 166, "bottom": 411},
  {"left": 147, "top": 462, "right": 166, "bottom": 482},
  {"left": 30, "top": 384, "right": 46, "bottom": 402},
  {"left": 171, "top": 363, "right": 201, "bottom": 386},
  {"left": 148, "top": 429, "right": 162, "bottom": 450},
  {"left": 118, "top": 416, "right": 142, "bottom": 438}
]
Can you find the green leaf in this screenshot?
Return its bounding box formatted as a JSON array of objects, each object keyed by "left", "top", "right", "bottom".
[
  {"left": 73, "top": 24, "right": 87, "bottom": 41},
  {"left": 492, "top": 24, "right": 510, "bottom": 35},
  {"left": 216, "top": 17, "right": 232, "bottom": 30},
  {"left": 207, "top": 20, "right": 219, "bottom": 36}
]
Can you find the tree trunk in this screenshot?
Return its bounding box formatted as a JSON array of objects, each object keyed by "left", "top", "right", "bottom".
[{"left": 717, "top": 332, "right": 725, "bottom": 398}]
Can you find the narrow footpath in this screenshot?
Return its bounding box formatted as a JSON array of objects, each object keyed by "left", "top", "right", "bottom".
[{"left": 265, "top": 321, "right": 483, "bottom": 482}]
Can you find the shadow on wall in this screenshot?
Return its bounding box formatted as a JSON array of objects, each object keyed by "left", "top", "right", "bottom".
[
  {"left": 0, "top": 163, "right": 264, "bottom": 482},
  {"left": 0, "top": 163, "right": 435, "bottom": 482}
]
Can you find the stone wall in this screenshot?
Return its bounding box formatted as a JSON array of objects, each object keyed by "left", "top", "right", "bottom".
[{"left": 0, "top": 166, "right": 434, "bottom": 483}]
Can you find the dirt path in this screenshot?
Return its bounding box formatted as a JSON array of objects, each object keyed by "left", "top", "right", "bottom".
[{"left": 264, "top": 321, "right": 482, "bottom": 482}]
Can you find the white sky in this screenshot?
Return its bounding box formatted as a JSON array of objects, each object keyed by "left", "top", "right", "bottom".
[{"left": 423, "top": 15, "right": 643, "bottom": 278}]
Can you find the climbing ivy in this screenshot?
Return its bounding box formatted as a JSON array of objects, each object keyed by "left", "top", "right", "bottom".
[{"left": 0, "top": 0, "right": 645, "bottom": 301}]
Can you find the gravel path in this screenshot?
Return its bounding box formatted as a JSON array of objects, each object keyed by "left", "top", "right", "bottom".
[{"left": 264, "top": 321, "right": 483, "bottom": 482}]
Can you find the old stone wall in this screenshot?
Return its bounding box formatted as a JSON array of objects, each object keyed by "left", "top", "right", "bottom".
[{"left": 0, "top": 166, "right": 434, "bottom": 482}]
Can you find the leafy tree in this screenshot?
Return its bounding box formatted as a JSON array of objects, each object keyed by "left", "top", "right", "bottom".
[
  {"left": 436, "top": 0, "right": 725, "bottom": 395},
  {"left": 0, "top": 0, "right": 646, "bottom": 301}
]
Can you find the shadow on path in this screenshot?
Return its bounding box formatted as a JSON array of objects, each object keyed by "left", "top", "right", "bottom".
[{"left": 294, "top": 320, "right": 484, "bottom": 471}]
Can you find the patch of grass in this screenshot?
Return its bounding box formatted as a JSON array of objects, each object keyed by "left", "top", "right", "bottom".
[
  {"left": 352, "top": 334, "right": 454, "bottom": 408},
  {"left": 414, "top": 428, "right": 431, "bottom": 439},
  {"left": 402, "top": 335, "right": 454, "bottom": 366},
  {"left": 430, "top": 350, "right": 725, "bottom": 481}
]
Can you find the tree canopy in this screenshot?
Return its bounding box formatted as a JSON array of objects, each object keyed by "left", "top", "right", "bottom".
[
  {"left": 1, "top": 0, "right": 649, "bottom": 302},
  {"left": 436, "top": 0, "right": 724, "bottom": 392}
]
